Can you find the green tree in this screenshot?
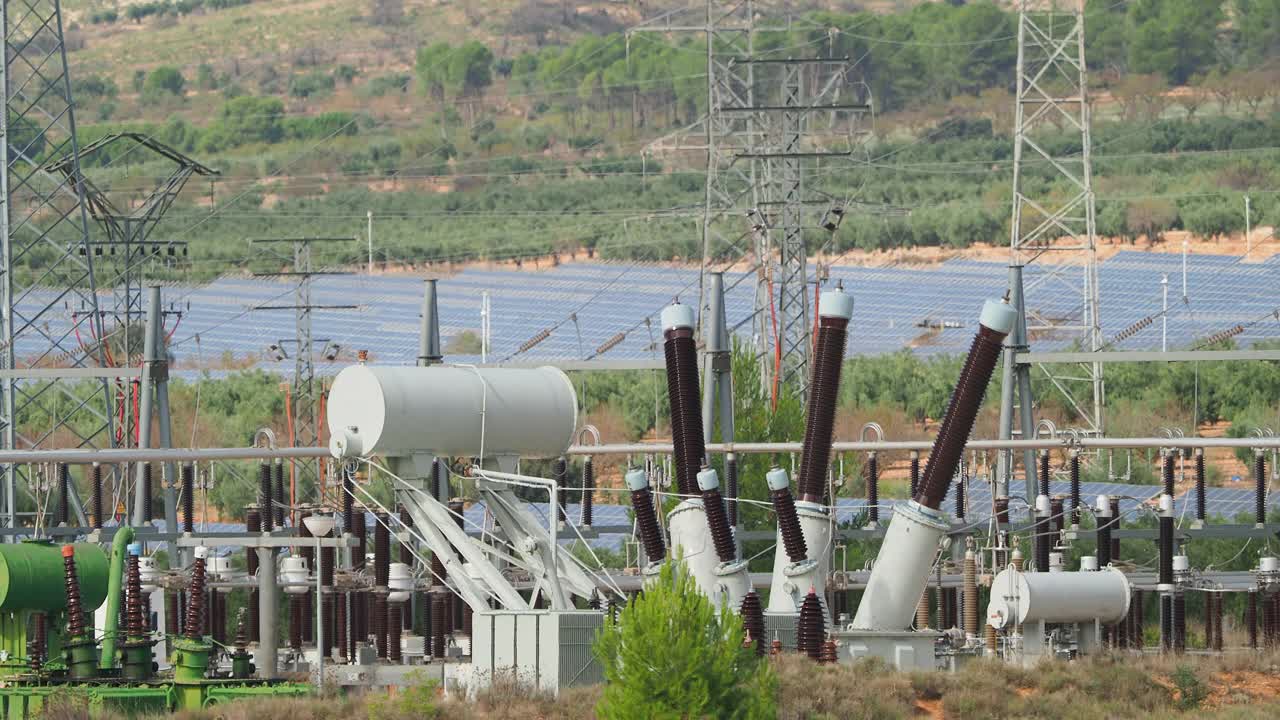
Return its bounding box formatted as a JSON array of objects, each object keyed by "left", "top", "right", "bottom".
[
  {"left": 1127, "top": 0, "right": 1223, "bottom": 85},
  {"left": 145, "top": 66, "right": 186, "bottom": 96},
  {"left": 446, "top": 41, "right": 494, "bottom": 97},
  {"left": 1234, "top": 0, "right": 1280, "bottom": 67},
  {"left": 593, "top": 560, "right": 777, "bottom": 720},
  {"left": 200, "top": 96, "right": 285, "bottom": 152},
  {"left": 415, "top": 42, "right": 452, "bottom": 100}
]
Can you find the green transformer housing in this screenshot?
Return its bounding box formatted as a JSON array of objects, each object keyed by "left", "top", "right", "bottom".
[{"left": 0, "top": 541, "right": 109, "bottom": 612}]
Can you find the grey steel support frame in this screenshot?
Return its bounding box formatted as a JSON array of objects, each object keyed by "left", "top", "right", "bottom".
[
  {"left": 1, "top": 0, "right": 112, "bottom": 536},
  {"left": 131, "top": 288, "right": 178, "bottom": 541},
  {"left": 701, "top": 272, "right": 737, "bottom": 537},
  {"left": 1008, "top": 1, "right": 1103, "bottom": 435},
  {"left": 997, "top": 266, "right": 1040, "bottom": 503},
  {"left": 257, "top": 544, "right": 278, "bottom": 678}
]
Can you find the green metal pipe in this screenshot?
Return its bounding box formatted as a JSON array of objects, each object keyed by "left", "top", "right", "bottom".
[{"left": 99, "top": 526, "right": 135, "bottom": 670}]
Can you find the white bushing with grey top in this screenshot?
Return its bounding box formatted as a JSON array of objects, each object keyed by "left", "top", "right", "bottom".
[
  {"left": 661, "top": 303, "right": 696, "bottom": 332},
  {"left": 819, "top": 288, "right": 854, "bottom": 321},
  {"left": 980, "top": 298, "right": 1017, "bottom": 334}
]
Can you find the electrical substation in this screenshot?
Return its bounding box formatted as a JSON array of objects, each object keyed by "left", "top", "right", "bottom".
[{"left": 1, "top": 0, "right": 1280, "bottom": 716}]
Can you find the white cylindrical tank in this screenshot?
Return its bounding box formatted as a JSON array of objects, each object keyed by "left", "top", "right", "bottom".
[
  {"left": 327, "top": 364, "right": 577, "bottom": 460},
  {"left": 986, "top": 567, "right": 1130, "bottom": 630},
  {"left": 668, "top": 499, "right": 749, "bottom": 610},
  {"left": 765, "top": 501, "right": 831, "bottom": 615},
  {"left": 852, "top": 501, "right": 949, "bottom": 631}
]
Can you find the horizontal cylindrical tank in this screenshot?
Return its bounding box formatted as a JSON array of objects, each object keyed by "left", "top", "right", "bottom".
[
  {"left": 986, "top": 567, "right": 1130, "bottom": 630},
  {"left": 327, "top": 365, "right": 578, "bottom": 460},
  {"left": 0, "top": 541, "right": 108, "bottom": 612}
]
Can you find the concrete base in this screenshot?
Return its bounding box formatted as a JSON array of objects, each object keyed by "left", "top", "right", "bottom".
[
  {"left": 833, "top": 629, "right": 940, "bottom": 671},
  {"left": 326, "top": 659, "right": 466, "bottom": 691}
]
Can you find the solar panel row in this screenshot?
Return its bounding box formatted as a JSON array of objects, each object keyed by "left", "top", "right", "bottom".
[{"left": 15, "top": 250, "right": 1278, "bottom": 375}]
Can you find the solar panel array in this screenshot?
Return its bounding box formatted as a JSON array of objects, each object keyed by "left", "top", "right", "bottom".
[{"left": 14, "top": 250, "right": 1277, "bottom": 376}]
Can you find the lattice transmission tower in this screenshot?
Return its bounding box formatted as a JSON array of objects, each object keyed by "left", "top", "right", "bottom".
[
  {"left": 629, "top": 1, "right": 866, "bottom": 399},
  {"left": 1, "top": 0, "right": 113, "bottom": 530},
  {"left": 252, "top": 238, "right": 357, "bottom": 497},
  {"left": 1006, "top": 0, "right": 1103, "bottom": 437}
]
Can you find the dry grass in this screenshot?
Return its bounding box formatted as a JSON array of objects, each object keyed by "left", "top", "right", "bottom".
[{"left": 147, "top": 652, "right": 1280, "bottom": 720}]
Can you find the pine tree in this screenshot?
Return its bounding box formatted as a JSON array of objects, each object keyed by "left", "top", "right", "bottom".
[{"left": 594, "top": 560, "right": 777, "bottom": 720}]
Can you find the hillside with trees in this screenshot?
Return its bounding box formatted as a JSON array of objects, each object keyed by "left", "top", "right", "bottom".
[{"left": 48, "top": 1, "right": 1280, "bottom": 277}]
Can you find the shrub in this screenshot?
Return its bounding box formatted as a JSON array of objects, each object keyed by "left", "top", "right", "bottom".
[
  {"left": 365, "top": 73, "right": 411, "bottom": 97},
  {"left": 289, "top": 71, "right": 336, "bottom": 99},
  {"left": 144, "top": 66, "right": 186, "bottom": 96},
  {"left": 593, "top": 560, "right": 776, "bottom": 720},
  {"left": 1173, "top": 664, "right": 1208, "bottom": 709}
]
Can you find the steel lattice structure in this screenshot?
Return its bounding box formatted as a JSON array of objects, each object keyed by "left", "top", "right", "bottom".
[
  {"left": 630, "top": 1, "right": 865, "bottom": 399},
  {"left": 1, "top": 0, "right": 112, "bottom": 530},
  {"left": 1007, "top": 0, "right": 1104, "bottom": 436},
  {"left": 46, "top": 133, "right": 217, "bottom": 361},
  {"left": 252, "top": 238, "right": 356, "bottom": 499}
]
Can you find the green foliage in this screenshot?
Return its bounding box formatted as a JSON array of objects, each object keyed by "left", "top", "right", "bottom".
[
  {"left": 1126, "top": 0, "right": 1225, "bottom": 84},
  {"left": 200, "top": 96, "right": 285, "bottom": 151},
  {"left": 144, "top": 66, "right": 186, "bottom": 97},
  {"left": 75, "top": 75, "right": 118, "bottom": 99},
  {"left": 415, "top": 41, "right": 494, "bottom": 99},
  {"left": 365, "top": 671, "right": 439, "bottom": 720},
  {"left": 289, "top": 70, "right": 336, "bottom": 99},
  {"left": 364, "top": 73, "right": 411, "bottom": 97},
  {"left": 1173, "top": 664, "right": 1208, "bottom": 709},
  {"left": 196, "top": 64, "right": 218, "bottom": 91},
  {"left": 593, "top": 560, "right": 777, "bottom": 720},
  {"left": 1226, "top": 403, "right": 1279, "bottom": 464}
]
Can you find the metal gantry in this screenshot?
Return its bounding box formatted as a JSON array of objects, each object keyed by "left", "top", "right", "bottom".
[
  {"left": 251, "top": 238, "right": 358, "bottom": 498},
  {"left": 1007, "top": 0, "right": 1104, "bottom": 435},
  {"left": 45, "top": 133, "right": 217, "bottom": 365},
  {"left": 629, "top": 2, "right": 865, "bottom": 399},
  {"left": 1, "top": 0, "right": 113, "bottom": 532}
]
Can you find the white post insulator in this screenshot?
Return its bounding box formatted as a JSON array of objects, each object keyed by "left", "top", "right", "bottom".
[
  {"left": 1048, "top": 552, "right": 1064, "bottom": 573},
  {"left": 1094, "top": 495, "right": 1111, "bottom": 517},
  {"left": 388, "top": 562, "right": 414, "bottom": 603},
  {"left": 1035, "top": 494, "right": 1051, "bottom": 517},
  {"left": 281, "top": 555, "right": 310, "bottom": 595}
]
